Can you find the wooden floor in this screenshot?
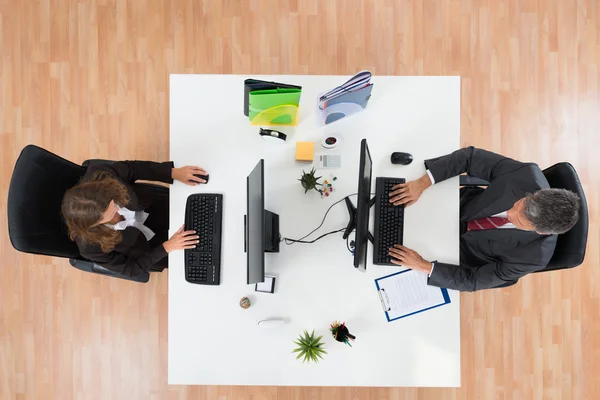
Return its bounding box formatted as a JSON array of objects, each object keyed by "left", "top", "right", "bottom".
[{"left": 1, "top": 0, "right": 599, "bottom": 399}]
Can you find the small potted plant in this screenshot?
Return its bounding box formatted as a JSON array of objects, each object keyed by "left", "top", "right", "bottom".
[
  {"left": 298, "top": 168, "right": 323, "bottom": 194},
  {"left": 292, "top": 330, "right": 327, "bottom": 363}
]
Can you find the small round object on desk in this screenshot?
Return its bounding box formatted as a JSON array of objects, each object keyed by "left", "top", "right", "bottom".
[
  {"left": 322, "top": 136, "right": 340, "bottom": 149},
  {"left": 239, "top": 297, "right": 251, "bottom": 309}
]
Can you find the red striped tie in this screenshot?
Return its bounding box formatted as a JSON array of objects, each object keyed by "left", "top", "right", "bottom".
[{"left": 468, "top": 216, "right": 509, "bottom": 231}]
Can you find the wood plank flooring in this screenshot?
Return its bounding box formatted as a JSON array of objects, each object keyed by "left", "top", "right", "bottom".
[{"left": 1, "top": 1, "right": 599, "bottom": 399}]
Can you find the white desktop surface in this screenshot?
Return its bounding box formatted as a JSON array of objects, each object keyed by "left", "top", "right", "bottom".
[{"left": 169, "top": 75, "right": 461, "bottom": 387}]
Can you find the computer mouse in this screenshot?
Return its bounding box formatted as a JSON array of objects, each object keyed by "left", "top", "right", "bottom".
[
  {"left": 258, "top": 319, "right": 286, "bottom": 328},
  {"left": 391, "top": 152, "right": 413, "bottom": 165},
  {"left": 191, "top": 174, "right": 209, "bottom": 184}
]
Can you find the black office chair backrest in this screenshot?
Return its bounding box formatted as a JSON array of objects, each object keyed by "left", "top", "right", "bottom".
[
  {"left": 541, "top": 163, "right": 589, "bottom": 271},
  {"left": 7, "top": 145, "right": 85, "bottom": 258}
]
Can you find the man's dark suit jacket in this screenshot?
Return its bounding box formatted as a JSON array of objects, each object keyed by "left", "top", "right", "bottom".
[
  {"left": 425, "top": 147, "right": 557, "bottom": 292},
  {"left": 75, "top": 161, "right": 174, "bottom": 277}
]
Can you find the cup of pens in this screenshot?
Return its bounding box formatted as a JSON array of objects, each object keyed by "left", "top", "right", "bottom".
[{"left": 330, "top": 321, "right": 356, "bottom": 347}]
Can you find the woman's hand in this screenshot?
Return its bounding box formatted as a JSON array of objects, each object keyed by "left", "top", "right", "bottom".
[
  {"left": 172, "top": 166, "right": 208, "bottom": 186},
  {"left": 389, "top": 174, "right": 432, "bottom": 206},
  {"left": 163, "top": 225, "right": 199, "bottom": 253}
]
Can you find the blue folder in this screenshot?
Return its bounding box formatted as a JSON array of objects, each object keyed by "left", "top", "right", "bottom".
[{"left": 321, "top": 84, "right": 373, "bottom": 124}]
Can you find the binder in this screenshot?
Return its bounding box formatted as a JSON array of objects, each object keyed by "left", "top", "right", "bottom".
[
  {"left": 250, "top": 105, "right": 300, "bottom": 126},
  {"left": 318, "top": 70, "right": 372, "bottom": 108},
  {"left": 243, "top": 79, "right": 302, "bottom": 117},
  {"left": 321, "top": 84, "right": 373, "bottom": 124},
  {"left": 248, "top": 89, "right": 302, "bottom": 125},
  {"left": 318, "top": 71, "right": 374, "bottom": 125}
]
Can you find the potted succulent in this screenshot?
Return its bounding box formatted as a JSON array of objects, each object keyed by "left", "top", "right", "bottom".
[
  {"left": 292, "top": 330, "right": 327, "bottom": 363},
  {"left": 298, "top": 168, "right": 323, "bottom": 194}
]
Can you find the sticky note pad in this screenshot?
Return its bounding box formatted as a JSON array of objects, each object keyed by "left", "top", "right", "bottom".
[{"left": 296, "top": 142, "right": 314, "bottom": 162}]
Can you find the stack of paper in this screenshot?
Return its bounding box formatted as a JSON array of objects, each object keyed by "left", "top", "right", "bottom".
[
  {"left": 318, "top": 71, "right": 374, "bottom": 125},
  {"left": 374, "top": 269, "right": 451, "bottom": 322}
]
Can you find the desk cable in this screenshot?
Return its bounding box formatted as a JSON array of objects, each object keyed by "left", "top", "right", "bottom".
[{"left": 280, "top": 194, "right": 358, "bottom": 246}]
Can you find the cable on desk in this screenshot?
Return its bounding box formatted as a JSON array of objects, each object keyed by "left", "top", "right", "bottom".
[
  {"left": 281, "top": 194, "right": 357, "bottom": 245},
  {"left": 283, "top": 228, "right": 346, "bottom": 245},
  {"left": 346, "top": 234, "right": 355, "bottom": 255}
]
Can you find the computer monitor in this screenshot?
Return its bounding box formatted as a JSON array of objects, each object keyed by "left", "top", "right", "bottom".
[
  {"left": 353, "top": 139, "right": 373, "bottom": 271},
  {"left": 342, "top": 139, "right": 373, "bottom": 272},
  {"left": 245, "top": 159, "right": 280, "bottom": 284}
]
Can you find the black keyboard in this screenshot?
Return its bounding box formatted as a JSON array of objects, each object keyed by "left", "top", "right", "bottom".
[
  {"left": 184, "top": 194, "right": 223, "bottom": 285},
  {"left": 373, "top": 177, "right": 405, "bottom": 265}
]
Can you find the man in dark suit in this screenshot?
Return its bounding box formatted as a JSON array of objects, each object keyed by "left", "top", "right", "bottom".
[{"left": 388, "top": 147, "right": 580, "bottom": 292}]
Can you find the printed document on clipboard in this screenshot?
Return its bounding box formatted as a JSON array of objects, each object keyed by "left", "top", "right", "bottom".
[{"left": 374, "top": 269, "right": 451, "bottom": 322}]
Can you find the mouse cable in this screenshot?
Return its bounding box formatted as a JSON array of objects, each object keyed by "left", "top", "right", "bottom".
[{"left": 281, "top": 194, "right": 357, "bottom": 245}]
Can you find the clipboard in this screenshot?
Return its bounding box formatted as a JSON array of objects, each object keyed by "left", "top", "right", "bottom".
[{"left": 374, "top": 269, "right": 451, "bottom": 322}]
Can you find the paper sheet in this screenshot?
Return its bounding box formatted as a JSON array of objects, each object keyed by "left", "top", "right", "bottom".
[
  {"left": 317, "top": 154, "right": 341, "bottom": 168},
  {"left": 376, "top": 270, "right": 448, "bottom": 320}
]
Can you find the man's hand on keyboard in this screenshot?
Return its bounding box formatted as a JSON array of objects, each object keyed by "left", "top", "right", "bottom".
[
  {"left": 388, "top": 245, "right": 432, "bottom": 274},
  {"left": 388, "top": 174, "right": 432, "bottom": 206}
]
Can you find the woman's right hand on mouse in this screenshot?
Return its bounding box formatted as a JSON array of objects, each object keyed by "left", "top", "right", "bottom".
[
  {"left": 163, "top": 224, "right": 199, "bottom": 253},
  {"left": 389, "top": 174, "right": 433, "bottom": 207},
  {"left": 172, "top": 166, "right": 207, "bottom": 186}
]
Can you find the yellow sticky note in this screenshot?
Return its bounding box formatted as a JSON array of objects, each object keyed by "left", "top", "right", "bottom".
[{"left": 296, "top": 142, "right": 314, "bottom": 162}]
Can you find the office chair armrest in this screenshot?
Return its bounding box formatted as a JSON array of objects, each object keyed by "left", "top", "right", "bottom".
[
  {"left": 460, "top": 175, "right": 490, "bottom": 187},
  {"left": 81, "top": 159, "right": 116, "bottom": 168},
  {"left": 69, "top": 258, "right": 150, "bottom": 283}
]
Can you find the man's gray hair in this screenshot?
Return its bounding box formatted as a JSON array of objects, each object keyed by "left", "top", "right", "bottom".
[{"left": 523, "top": 188, "right": 580, "bottom": 234}]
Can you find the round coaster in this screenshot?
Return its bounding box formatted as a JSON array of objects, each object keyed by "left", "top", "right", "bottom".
[{"left": 322, "top": 136, "right": 340, "bottom": 149}]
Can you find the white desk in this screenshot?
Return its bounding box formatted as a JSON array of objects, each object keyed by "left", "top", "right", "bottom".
[{"left": 169, "top": 75, "right": 461, "bottom": 387}]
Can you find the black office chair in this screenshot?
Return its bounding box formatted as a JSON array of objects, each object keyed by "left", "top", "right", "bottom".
[
  {"left": 460, "top": 162, "right": 589, "bottom": 273},
  {"left": 7, "top": 145, "right": 169, "bottom": 283}
]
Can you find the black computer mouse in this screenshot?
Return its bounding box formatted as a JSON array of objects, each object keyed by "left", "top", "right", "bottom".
[
  {"left": 391, "top": 152, "right": 413, "bottom": 165},
  {"left": 191, "top": 174, "right": 209, "bottom": 184}
]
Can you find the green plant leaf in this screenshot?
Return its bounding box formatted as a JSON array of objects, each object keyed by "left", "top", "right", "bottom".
[{"left": 292, "top": 330, "right": 326, "bottom": 363}]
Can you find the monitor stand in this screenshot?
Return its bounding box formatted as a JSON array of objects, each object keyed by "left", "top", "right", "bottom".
[
  {"left": 264, "top": 210, "right": 280, "bottom": 253},
  {"left": 244, "top": 211, "right": 280, "bottom": 253},
  {"left": 342, "top": 197, "right": 375, "bottom": 244}
]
